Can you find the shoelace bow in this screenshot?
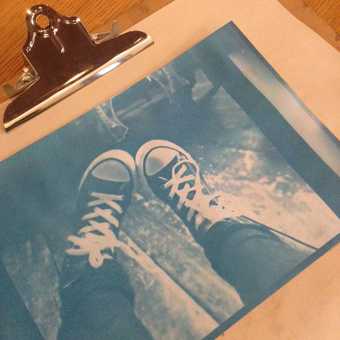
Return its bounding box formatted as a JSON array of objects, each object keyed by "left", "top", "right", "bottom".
[
  {"left": 163, "top": 159, "right": 227, "bottom": 230},
  {"left": 66, "top": 192, "right": 124, "bottom": 268}
]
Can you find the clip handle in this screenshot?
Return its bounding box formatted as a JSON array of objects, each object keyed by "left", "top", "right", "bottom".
[{"left": 3, "top": 4, "right": 152, "bottom": 131}]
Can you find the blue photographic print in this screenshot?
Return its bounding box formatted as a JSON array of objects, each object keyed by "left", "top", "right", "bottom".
[{"left": 0, "top": 23, "right": 339, "bottom": 340}]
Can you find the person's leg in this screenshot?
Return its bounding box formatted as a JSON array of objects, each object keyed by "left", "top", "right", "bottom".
[
  {"left": 58, "top": 150, "right": 152, "bottom": 340},
  {"left": 135, "top": 140, "right": 310, "bottom": 305},
  {"left": 201, "top": 219, "right": 309, "bottom": 305},
  {"left": 58, "top": 258, "right": 152, "bottom": 340}
]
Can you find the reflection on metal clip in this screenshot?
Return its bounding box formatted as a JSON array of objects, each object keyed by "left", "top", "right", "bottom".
[{"left": 3, "top": 4, "right": 153, "bottom": 131}]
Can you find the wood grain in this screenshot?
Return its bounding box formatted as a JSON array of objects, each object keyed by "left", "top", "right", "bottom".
[
  {"left": 280, "top": 0, "right": 340, "bottom": 50},
  {"left": 0, "top": 0, "right": 339, "bottom": 98},
  {"left": 0, "top": 0, "right": 339, "bottom": 103},
  {"left": 306, "top": 0, "right": 340, "bottom": 34}
]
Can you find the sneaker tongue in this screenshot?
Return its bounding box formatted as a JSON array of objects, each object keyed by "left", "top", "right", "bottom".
[{"left": 155, "top": 153, "right": 197, "bottom": 180}]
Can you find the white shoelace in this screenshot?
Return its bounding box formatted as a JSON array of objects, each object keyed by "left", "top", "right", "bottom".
[
  {"left": 66, "top": 192, "right": 124, "bottom": 268},
  {"left": 163, "top": 159, "right": 227, "bottom": 231}
]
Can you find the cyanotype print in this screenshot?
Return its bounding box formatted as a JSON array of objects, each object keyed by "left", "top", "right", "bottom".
[{"left": 0, "top": 23, "right": 338, "bottom": 339}]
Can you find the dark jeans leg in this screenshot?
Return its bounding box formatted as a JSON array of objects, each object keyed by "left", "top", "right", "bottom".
[
  {"left": 201, "top": 220, "right": 310, "bottom": 305},
  {"left": 58, "top": 258, "right": 153, "bottom": 340}
]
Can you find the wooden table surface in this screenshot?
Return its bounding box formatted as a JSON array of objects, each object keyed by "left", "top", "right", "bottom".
[{"left": 0, "top": 0, "right": 339, "bottom": 103}]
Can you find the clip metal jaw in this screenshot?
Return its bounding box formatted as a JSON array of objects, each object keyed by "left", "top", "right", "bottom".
[{"left": 3, "top": 4, "right": 153, "bottom": 131}]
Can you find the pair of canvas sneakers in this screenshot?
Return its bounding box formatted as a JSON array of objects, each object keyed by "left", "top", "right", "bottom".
[{"left": 65, "top": 140, "right": 229, "bottom": 269}]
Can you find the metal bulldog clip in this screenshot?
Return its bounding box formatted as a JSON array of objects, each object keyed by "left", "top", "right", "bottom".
[{"left": 3, "top": 4, "right": 153, "bottom": 131}]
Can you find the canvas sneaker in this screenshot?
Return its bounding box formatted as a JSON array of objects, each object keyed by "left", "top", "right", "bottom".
[
  {"left": 135, "top": 140, "right": 228, "bottom": 242},
  {"left": 61, "top": 150, "right": 135, "bottom": 290}
]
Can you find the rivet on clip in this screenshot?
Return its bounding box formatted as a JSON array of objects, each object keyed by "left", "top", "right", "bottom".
[{"left": 3, "top": 4, "right": 153, "bottom": 131}]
